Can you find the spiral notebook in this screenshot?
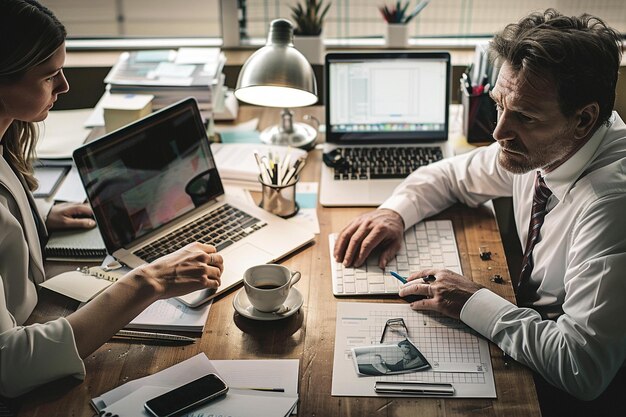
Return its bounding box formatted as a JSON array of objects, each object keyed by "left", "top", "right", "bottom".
[
  {"left": 39, "top": 266, "right": 123, "bottom": 302},
  {"left": 45, "top": 227, "right": 107, "bottom": 261}
]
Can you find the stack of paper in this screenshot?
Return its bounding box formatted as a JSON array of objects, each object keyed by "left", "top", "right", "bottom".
[
  {"left": 91, "top": 354, "right": 299, "bottom": 417},
  {"left": 104, "top": 48, "right": 226, "bottom": 111},
  {"left": 211, "top": 143, "right": 307, "bottom": 191}
]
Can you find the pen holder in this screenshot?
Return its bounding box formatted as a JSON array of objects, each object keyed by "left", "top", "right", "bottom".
[
  {"left": 259, "top": 175, "right": 299, "bottom": 219},
  {"left": 461, "top": 82, "right": 497, "bottom": 144}
]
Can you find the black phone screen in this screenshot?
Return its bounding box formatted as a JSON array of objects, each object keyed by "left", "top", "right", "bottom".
[{"left": 144, "top": 373, "right": 228, "bottom": 417}]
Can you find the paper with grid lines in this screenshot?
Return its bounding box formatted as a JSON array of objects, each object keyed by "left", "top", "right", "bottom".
[{"left": 332, "top": 302, "right": 496, "bottom": 398}]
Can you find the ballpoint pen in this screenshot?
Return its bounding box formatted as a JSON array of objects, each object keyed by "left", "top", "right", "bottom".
[
  {"left": 113, "top": 329, "right": 195, "bottom": 344},
  {"left": 390, "top": 271, "right": 407, "bottom": 284},
  {"left": 390, "top": 271, "right": 437, "bottom": 284},
  {"left": 231, "top": 387, "right": 285, "bottom": 392}
]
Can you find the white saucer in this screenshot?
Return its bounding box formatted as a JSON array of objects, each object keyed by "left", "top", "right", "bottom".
[{"left": 233, "top": 288, "right": 304, "bottom": 321}]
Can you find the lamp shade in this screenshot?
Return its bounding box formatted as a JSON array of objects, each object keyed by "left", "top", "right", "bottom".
[{"left": 235, "top": 19, "right": 317, "bottom": 108}]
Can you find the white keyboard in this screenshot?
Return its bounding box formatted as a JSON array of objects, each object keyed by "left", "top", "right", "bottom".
[{"left": 329, "top": 220, "right": 462, "bottom": 296}]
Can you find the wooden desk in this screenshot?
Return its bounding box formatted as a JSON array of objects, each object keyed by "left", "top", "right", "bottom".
[{"left": 19, "top": 107, "right": 540, "bottom": 417}]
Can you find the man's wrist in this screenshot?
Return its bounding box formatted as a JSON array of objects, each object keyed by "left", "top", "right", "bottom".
[{"left": 379, "top": 208, "right": 405, "bottom": 228}]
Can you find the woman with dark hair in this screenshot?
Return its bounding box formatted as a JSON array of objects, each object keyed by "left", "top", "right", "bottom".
[{"left": 0, "top": 0, "right": 224, "bottom": 397}]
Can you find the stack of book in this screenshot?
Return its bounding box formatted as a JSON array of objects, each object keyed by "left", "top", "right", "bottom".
[{"left": 104, "top": 47, "right": 226, "bottom": 113}]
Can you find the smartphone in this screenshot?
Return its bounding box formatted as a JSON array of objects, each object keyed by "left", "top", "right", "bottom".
[{"left": 144, "top": 373, "right": 228, "bottom": 417}]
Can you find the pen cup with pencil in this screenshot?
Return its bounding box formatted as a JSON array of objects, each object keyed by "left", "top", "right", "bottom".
[
  {"left": 259, "top": 174, "right": 299, "bottom": 218},
  {"left": 460, "top": 78, "right": 497, "bottom": 144},
  {"left": 255, "top": 151, "right": 306, "bottom": 219}
]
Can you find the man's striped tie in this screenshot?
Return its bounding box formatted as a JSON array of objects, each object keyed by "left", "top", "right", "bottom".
[{"left": 517, "top": 171, "right": 553, "bottom": 303}]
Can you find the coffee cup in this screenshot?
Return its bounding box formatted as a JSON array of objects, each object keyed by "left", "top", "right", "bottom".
[{"left": 243, "top": 264, "right": 301, "bottom": 313}]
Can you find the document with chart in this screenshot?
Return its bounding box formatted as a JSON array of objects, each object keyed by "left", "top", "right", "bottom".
[{"left": 332, "top": 302, "right": 496, "bottom": 398}]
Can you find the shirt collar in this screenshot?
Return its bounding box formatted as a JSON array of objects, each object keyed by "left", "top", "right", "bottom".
[{"left": 541, "top": 113, "right": 614, "bottom": 202}]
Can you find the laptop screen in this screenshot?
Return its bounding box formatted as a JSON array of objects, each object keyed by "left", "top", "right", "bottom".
[
  {"left": 325, "top": 52, "right": 450, "bottom": 144},
  {"left": 73, "top": 98, "right": 224, "bottom": 251}
]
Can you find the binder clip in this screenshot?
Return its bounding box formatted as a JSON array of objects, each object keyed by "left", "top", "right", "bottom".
[{"left": 490, "top": 274, "right": 504, "bottom": 284}]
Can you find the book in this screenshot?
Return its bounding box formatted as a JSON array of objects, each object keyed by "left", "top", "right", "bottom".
[
  {"left": 126, "top": 297, "right": 211, "bottom": 332},
  {"left": 45, "top": 227, "right": 107, "bottom": 261},
  {"left": 102, "top": 93, "right": 154, "bottom": 132},
  {"left": 32, "top": 165, "right": 69, "bottom": 198}
]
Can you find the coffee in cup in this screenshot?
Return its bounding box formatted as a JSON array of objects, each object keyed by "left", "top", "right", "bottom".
[{"left": 243, "top": 264, "right": 301, "bottom": 313}]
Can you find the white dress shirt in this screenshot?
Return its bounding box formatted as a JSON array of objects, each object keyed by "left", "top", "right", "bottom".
[
  {"left": 0, "top": 145, "right": 85, "bottom": 398},
  {"left": 380, "top": 112, "right": 626, "bottom": 400}
]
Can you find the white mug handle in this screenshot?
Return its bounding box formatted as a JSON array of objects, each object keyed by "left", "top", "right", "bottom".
[{"left": 288, "top": 271, "right": 301, "bottom": 288}]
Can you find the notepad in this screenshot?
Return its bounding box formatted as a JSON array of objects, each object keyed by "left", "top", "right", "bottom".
[{"left": 91, "top": 354, "right": 299, "bottom": 417}]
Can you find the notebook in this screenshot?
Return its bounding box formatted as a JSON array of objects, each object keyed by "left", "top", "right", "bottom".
[
  {"left": 45, "top": 226, "right": 107, "bottom": 261},
  {"left": 73, "top": 98, "right": 314, "bottom": 307},
  {"left": 320, "top": 52, "right": 452, "bottom": 207}
]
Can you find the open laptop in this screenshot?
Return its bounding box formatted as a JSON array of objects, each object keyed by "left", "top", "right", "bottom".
[
  {"left": 73, "top": 98, "right": 314, "bottom": 307},
  {"left": 320, "top": 52, "right": 452, "bottom": 207}
]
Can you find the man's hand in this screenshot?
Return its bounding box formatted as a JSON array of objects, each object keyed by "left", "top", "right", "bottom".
[
  {"left": 46, "top": 202, "right": 95, "bottom": 230},
  {"left": 333, "top": 208, "right": 405, "bottom": 268},
  {"left": 398, "top": 269, "right": 483, "bottom": 319}
]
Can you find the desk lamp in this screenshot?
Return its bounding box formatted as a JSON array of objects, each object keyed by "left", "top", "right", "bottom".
[{"left": 235, "top": 19, "right": 318, "bottom": 149}]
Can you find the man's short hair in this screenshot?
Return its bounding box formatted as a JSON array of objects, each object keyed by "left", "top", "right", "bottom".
[{"left": 490, "top": 8, "right": 622, "bottom": 126}]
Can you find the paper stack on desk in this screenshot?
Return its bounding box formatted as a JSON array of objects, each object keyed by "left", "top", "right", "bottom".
[
  {"left": 211, "top": 143, "right": 307, "bottom": 191},
  {"left": 91, "top": 353, "right": 299, "bottom": 417}
]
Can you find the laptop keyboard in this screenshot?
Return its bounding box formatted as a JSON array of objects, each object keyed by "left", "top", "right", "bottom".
[
  {"left": 135, "top": 204, "right": 267, "bottom": 263},
  {"left": 332, "top": 146, "right": 443, "bottom": 180},
  {"left": 329, "top": 220, "right": 461, "bottom": 296}
]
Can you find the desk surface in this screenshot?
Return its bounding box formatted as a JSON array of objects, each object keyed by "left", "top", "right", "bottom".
[{"left": 20, "top": 106, "right": 540, "bottom": 417}]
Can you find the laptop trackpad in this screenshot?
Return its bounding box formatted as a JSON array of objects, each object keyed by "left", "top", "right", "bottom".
[
  {"left": 222, "top": 243, "right": 274, "bottom": 287},
  {"left": 368, "top": 182, "right": 397, "bottom": 202}
]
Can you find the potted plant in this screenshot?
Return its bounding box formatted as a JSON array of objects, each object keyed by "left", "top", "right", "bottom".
[
  {"left": 290, "top": 0, "right": 331, "bottom": 64},
  {"left": 379, "top": 0, "right": 430, "bottom": 48}
]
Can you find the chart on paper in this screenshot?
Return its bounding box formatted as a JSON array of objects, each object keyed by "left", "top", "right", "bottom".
[{"left": 332, "top": 302, "right": 496, "bottom": 398}]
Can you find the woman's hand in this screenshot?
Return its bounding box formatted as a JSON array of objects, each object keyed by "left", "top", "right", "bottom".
[
  {"left": 45, "top": 202, "right": 95, "bottom": 230},
  {"left": 129, "top": 242, "right": 224, "bottom": 300}
]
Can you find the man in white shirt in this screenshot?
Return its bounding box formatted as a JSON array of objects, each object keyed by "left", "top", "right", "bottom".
[{"left": 333, "top": 8, "right": 626, "bottom": 412}]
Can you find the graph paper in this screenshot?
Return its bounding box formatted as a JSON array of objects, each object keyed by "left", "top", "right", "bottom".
[{"left": 332, "top": 302, "right": 496, "bottom": 398}]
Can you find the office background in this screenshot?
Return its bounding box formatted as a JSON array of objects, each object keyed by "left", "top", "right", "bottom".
[
  {"left": 41, "top": 0, "right": 626, "bottom": 40},
  {"left": 42, "top": 0, "right": 626, "bottom": 117}
]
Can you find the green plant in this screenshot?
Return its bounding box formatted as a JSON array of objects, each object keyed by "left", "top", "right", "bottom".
[
  {"left": 290, "top": 0, "right": 331, "bottom": 36},
  {"left": 379, "top": 0, "right": 430, "bottom": 24}
]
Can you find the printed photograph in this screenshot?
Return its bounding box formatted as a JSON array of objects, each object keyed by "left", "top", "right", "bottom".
[{"left": 352, "top": 338, "right": 431, "bottom": 376}]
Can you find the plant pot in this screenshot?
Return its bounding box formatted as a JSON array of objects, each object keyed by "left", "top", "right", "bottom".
[
  {"left": 385, "top": 23, "right": 409, "bottom": 48},
  {"left": 293, "top": 35, "right": 324, "bottom": 65}
]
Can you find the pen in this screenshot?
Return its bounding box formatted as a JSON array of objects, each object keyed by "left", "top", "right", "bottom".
[
  {"left": 113, "top": 329, "right": 195, "bottom": 344},
  {"left": 231, "top": 387, "right": 285, "bottom": 392},
  {"left": 390, "top": 272, "right": 437, "bottom": 284},
  {"left": 390, "top": 271, "right": 407, "bottom": 284}
]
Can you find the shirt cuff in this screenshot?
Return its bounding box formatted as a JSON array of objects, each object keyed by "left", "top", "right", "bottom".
[
  {"left": 379, "top": 194, "right": 422, "bottom": 231},
  {"left": 460, "top": 288, "right": 517, "bottom": 339}
]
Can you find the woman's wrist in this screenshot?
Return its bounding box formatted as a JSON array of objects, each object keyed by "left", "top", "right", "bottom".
[{"left": 120, "top": 264, "right": 163, "bottom": 302}]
